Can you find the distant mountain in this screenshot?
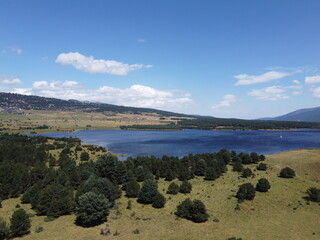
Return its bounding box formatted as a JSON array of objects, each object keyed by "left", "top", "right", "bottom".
[
  {"left": 0, "top": 92, "right": 188, "bottom": 117},
  {"left": 261, "top": 106, "right": 320, "bottom": 122}
]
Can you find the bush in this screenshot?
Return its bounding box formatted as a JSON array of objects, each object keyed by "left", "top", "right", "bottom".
[
  {"left": 167, "top": 182, "right": 179, "bottom": 195},
  {"left": 75, "top": 192, "right": 111, "bottom": 227},
  {"left": 256, "top": 178, "right": 271, "bottom": 192},
  {"left": 152, "top": 193, "right": 166, "bottom": 208},
  {"left": 306, "top": 187, "right": 320, "bottom": 202},
  {"left": 175, "top": 198, "right": 208, "bottom": 223},
  {"left": 279, "top": 167, "right": 295, "bottom": 178},
  {"left": 179, "top": 180, "right": 192, "bottom": 194},
  {"left": 236, "top": 183, "right": 255, "bottom": 201},
  {"left": 256, "top": 163, "right": 267, "bottom": 171},
  {"left": 137, "top": 180, "right": 158, "bottom": 204},
  {"left": 241, "top": 168, "right": 253, "bottom": 178},
  {"left": 10, "top": 208, "right": 31, "bottom": 238}
]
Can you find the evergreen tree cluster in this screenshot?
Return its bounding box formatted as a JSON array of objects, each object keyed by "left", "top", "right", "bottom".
[
  {"left": 0, "top": 208, "right": 31, "bottom": 239},
  {"left": 175, "top": 198, "right": 209, "bottom": 223}
]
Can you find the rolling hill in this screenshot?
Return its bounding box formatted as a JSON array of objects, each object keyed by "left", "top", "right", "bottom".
[{"left": 262, "top": 106, "right": 320, "bottom": 122}]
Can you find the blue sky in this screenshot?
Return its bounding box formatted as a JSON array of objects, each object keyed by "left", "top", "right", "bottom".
[{"left": 1, "top": 0, "right": 320, "bottom": 119}]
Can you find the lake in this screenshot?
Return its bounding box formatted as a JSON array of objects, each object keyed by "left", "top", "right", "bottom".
[{"left": 36, "top": 129, "right": 320, "bottom": 158}]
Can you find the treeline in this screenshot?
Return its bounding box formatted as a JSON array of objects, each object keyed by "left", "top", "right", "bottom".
[{"left": 121, "top": 116, "right": 320, "bottom": 130}]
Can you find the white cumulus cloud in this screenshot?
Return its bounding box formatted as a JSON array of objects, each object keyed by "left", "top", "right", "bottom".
[
  {"left": 248, "top": 86, "right": 289, "bottom": 100},
  {"left": 13, "top": 81, "right": 193, "bottom": 111},
  {"left": 312, "top": 87, "right": 320, "bottom": 98},
  {"left": 234, "top": 71, "right": 291, "bottom": 86},
  {"left": 55, "top": 52, "right": 152, "bottom": 76},
  {"left": 305, "top": 75, "right": 320, "bottom": 84},
  {"left": 212, "top": 94, "right": 237, "bottom": 110},
  {"left": 2, "top": 77, "right": 22, "bottom": 85}
]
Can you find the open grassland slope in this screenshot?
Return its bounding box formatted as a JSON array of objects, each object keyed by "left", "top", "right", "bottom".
[
  {"left": 0, "top": 110, "right": 182, "bottom": 134},
  {"left": 1, "top": 149, "right": 320, "bottom": 240}
]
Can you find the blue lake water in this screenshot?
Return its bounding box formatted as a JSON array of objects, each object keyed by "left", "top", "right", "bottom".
[{"left": 36, "top": 129, "right": 320, "bottom": 158}]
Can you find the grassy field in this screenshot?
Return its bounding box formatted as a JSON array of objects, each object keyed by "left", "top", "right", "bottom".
[
  {"left": 1, "top": 149, "right": 320, "bottom": 240},
  {"left": 0, "top": 110, "right": 186, "bottom": 134}
]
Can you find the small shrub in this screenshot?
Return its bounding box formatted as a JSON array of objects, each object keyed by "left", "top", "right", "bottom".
[
  {"left": 279, "top": 167, "right": 295, "bottom": 178},
  {"left": 44, "top": 216, "right": 55, "bottom": 222},
  {"left": 306, "top": 187, "right": 320, "bottom": 202},
  {"left": 35, "top": 226, "right": 44, "bottom": 233},
  {"left": 127, "top": 200, "right": 132, "bottom": 210}
]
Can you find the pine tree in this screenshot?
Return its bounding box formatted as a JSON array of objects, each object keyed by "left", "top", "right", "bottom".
[
  {"left": 95, "top": 155, "right": 118, "bottom": 183},
  {"left": 165, "top": 168, "right": 174, "bottom": 181},
  {"left": 204, "top": 167, "right": 217, "bottom": 181},
  {"left": 10, "top": 208, "right": 31, "bottom": 238},
  {"left": 279, "top": 167, "right": 295, "bottom": 178},
  {"left": 135, "top": 166, "right": 146, "bottom": 182},
  {"left": 80, "top": 152, "right": 90, "bottom": 161},
  {"left": 152, "top": 193, "right": 166, "bottom": 208},
  {"left": 175, "top": 198, "right": 193, "bottom": 219},
  {"left": 0, "top": 218, "right": 9, "bottom": 240},
  {"left": 189, "top": 199, "right": 209, "bottom": 223},
  {"left": 241, "top": 168, "right": 253, "bottom": 178},
  {"left": 177, "top": 166, "right": 191, "bottom": 181},
  {"left": 256, "top": 178, "right": 271, "bottom": 192},
  {"left": 75, "top": 192, "right": 111, "bottom": 227},
  {"left": 125, "top": 179, "right": 140, "bottom": 198},
  {"left": 256, "top": 163, "right": 267, "bottom": 171},
  {"left": 82, "top": 175, "right": 121, "bottom": 204},
  {"left": 175, "top": 198, "right": 208, "bottom": 223},
  {"left": 194, "top": 159, "right": 207, "bottom": 176},
  {"left": 232, "top": 162, "right": 242, "bottom": 172},
  {"left": 179, "top": 180, "right": 192, "bottom": 194},
  {"left": 115, "top": 161, "right": 127, "bottom": 184},
  {"left": 137, "top": 180, "right": 158, "bottom": 204},
  {"left": 35, "top": 183, "right": 74, "bottom": 217},
  {"left": 236, "top": 183, "right": 256, "bottom": 201},
  {"left": 167, "top": 182, "right": 180, "bottom": 195}
]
